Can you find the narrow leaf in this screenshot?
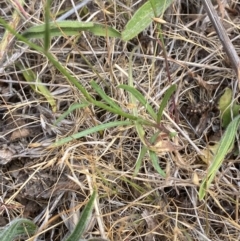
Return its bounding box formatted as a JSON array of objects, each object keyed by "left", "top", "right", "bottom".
[
  {"left": 218, "top": 87, "right": 240, "bottom": 127},
  {"left": 22, "top": 21, "right": 120, "bottom": 39},
  {"left": 51, "top": 120, "right": 133, "bottom": 147},
  {"left": 65, "top": 190, "right": 97, "bottom": 241},
  {"left": 22, "top": 21, "right": 94, "bottom": 38},
  {"left": 44, "top": 0, "right": 51, "bottom": 51},
  {"left": 88, "top": 23, "right": 121, "bottom": 38},
  {"left": 148, "top": 131, "right": 166, "bottom": 177},
  {"left": 149, "top": 150, "right": 166, "bottom": 177},
  {"left": 121, "top": 0, "right": 173, "bottom": 41},
  {"left": 134, "top": 145, "right": 148, "bottom": 176},
  {"left": 157, "top": 84, "right": 176, "bottom": 123},
  {"left": 0, "top": 218, "right": 37, "bottom": 241},
  {"left": 199, "top": 115, "right": 240, "bottom": 200}
]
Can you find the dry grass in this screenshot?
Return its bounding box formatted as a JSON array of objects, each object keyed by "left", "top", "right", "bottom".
[{"left": 0, "top": 0, "right": 240, "bottom": 240}]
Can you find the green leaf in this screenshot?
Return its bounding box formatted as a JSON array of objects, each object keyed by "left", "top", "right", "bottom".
[
  {"left": 149, "top": 150, "right": 166, "bottom": 177},
  {"left": 118, "top": 85, "right": 157, "bottom": 121},
  {"left": 89, "top": 23, "right": 121, "bottom": 38},
  {"left": 134, "top": 145, "right": 148, "bottom": 176},
  {"left": 218, "top": 88, "right": 240, "bottom": 127},
  {"left": 51, "top": 120, "right": 133, "bottom": 147},
  {"left": 0, "top": 218, "right": 37, "bottom": 241},
  {"left": 218, "top": 88, "right": 233, "bottom": 127},
  {"left": 22, "top": 21, "right": 93, "bottom": 38},
  {"left": 22, "top": 21, "right": 121, "bottom": 39},
  {"left": 44, "top": 0, "right": 50, "bottom": 51},
  {"left": 199, "top": 114, "right": 240, "bottom": 200},
  {"left": 90, "top": 80, "right": 122, "bottom": 111},
  {"left": 121, "top": 0, "right": 173, "bottom": 41},
  {"left": 148, "top": 131, "right": 166, "bottom": 177},
  {"left": 157, "top": 84, "right": 176, "bottom": 123},
  {"left": 65, "top": 190, "right": 97, "bottom": 241}
]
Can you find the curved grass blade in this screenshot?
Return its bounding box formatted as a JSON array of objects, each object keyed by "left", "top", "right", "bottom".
[
  {"left": 90, "top": 23, "right": 121, "bottom": 38},
  {"left": 22, "top": 21, "right": 120, "bottom": 39},
  {"left": 43, "top": 0, "right": 50, "bottom": 51},
  {"left": 121, "top": 0, "right": 173, "bottom": 41},
  {"left": 218, "top": 87, "right": 240, "bottom": 127},
  {"left": 148, "top": 131, "right": 166, "bottom": 177},
  {"left": 22, "top": 21, "right": 94, "bottom": 38},
  {"left": 118, "top": 85, "right": 157, "bottom": 121},
  {"left": 90, "top": 80, "right": 122, "bottom": 111},
  {"left": 199, "top": 114, "right": 240, "bottom": 200},
  {"left": 149, "top": 150, "right": 166, "bottom": 177},
  {"left": 51, "top": 120, "right": 133, "bottom": 147},
  {"left": 134, "top": 145, "right": 148, "bottom": 176},
  {"left": 0, "top": 218, "right": 37, "bottom": 241},
  {"left": 157, "top": 84, "right": 176, "bottom": 123},
  {"left": 65, "top": 190, "right": 97, "bottom": 241},
  {"left": 54, "top": 102, "right": 90, "bottom": 125}
]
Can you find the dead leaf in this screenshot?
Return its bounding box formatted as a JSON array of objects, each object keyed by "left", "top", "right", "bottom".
[
  {"left": 10, "top": 128, "right": 30, "bottom": 141},
  {"left": 192, "top": 172, "right": 200, "bottom": 185},
  {"left": 199, "top": 143, "right": 219, "bottom": 164},
  {"left": 149, "top": 139, "right": 182, "bottom": 154},
  {"left": 0, "top": 148, "right": 16, "bottom": 165},
  {"left": 147, "top": 132, "right": 182, "bottom": 154}
]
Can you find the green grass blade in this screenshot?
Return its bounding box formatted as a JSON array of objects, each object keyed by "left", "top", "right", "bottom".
[
  {"left": 218, "top": 87, "right": 240, "bottom": 127},
  {"left": 199, "top": 114, "right": 240, "bottom": 200},
  {"left": 149, "top": 150, "right": 166, "bottom": 177},
  {"left": 148, "top": 131, "right": 166, "bottom": 177},
  {"left": 90, "top": 80, "right": 122, "bottom": 111},
  {"left": 121, "top": 0, "right": 173, "bottom": 41},
  {"left": 44, "top": 0, "right": 51, "bottom": 51},
  {"left": 157, "top": 84, "right": 176, "bottom": 123},
  {"left": 22, "top": 21, "right": 120, "bottom": 39},
  {"left": 22, "top": 21, "right": 94, "bottom": 38},
  {"left": 0, "top": 218, "right": 37, "bottom": 241},
  {"left": 51, "top": 120, "right": 133, "bottom": 147},
  {"left": 134, "top": 145, "right": 148, "bottom": 176},
  {"left": 88, "top": 23, "right": 121, "bottom": 38},
  {"left": 54, "top": 102, "right": 90, "bottom": 125},
  {"left": 118, "top": 85, "right": 157, "bottom": 121},
  {"left": 65, "top": 190, "right": 97, "bottom": 241}
]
